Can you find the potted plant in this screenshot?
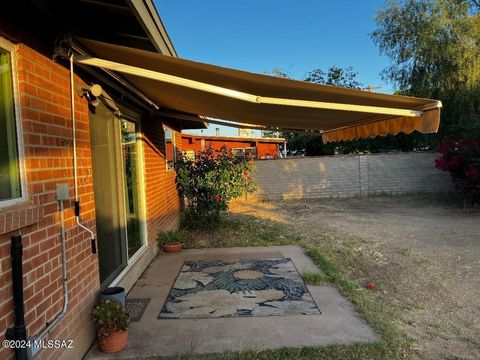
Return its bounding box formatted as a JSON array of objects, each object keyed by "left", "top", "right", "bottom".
[
  {"left": 157, "top": 229, "right": 188, "bottom": 253},
  {"left": 91, "top": 299, "right": 129, "bottom": 353}
]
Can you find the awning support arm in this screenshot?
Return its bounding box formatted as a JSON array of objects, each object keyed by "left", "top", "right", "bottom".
[{"left": 158, "top": 111, "right": 322, "bottom": 135}]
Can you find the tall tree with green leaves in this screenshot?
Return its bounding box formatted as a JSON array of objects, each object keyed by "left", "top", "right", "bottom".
[
  {"left": 372, "top": 0, "right": 480, "bottom": 138},
  {"left": 305, "top": 66, "right": 363, "bottom": 89}
]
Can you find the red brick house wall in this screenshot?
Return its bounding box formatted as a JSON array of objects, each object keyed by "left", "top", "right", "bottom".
[
  {"left": 141, "top": 118, "right": 183, "bottom": 246},
  {"left": 181, "top": 134, "right": 283, "bottom": 160},
  {"left": 0, "top": 42, "right": 184, "bottom": 359},
  {"left": 257, "top": 143, "right": 280, "bottom": 159},
  {"left": 0, "top": 43, "right": 98, "bottom": 360}
]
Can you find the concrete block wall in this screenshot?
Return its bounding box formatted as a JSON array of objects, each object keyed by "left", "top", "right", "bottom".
[
  {"left": 252, "top": 152, "right": 453, "bottom": 201},
  {"left": 366, "top": 152, "right": 449, "bottom": 195}
]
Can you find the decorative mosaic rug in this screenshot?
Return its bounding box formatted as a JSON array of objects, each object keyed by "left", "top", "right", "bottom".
[{"left": 159, "top": 258, "right": 320, "bottom": 319}]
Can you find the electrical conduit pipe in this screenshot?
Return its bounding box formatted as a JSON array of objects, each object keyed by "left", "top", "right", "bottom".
[
  {"left": 27, "top": 201, "right": 69, "bottom": 357},
  {"left": 22, "top": 53, "right": 98, "bottom": 358},
  {"left": 69, "top": 54, "right": 97, "bottom": 254}
]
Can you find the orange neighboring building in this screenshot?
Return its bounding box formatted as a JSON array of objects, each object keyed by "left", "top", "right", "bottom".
[{"left": 181, "top": 133, "right": 287, "bottom": 160}]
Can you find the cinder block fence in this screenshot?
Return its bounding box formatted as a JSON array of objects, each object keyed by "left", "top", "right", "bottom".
[{"left": 252, "top": 152, "right": 453, "bottom": 200}]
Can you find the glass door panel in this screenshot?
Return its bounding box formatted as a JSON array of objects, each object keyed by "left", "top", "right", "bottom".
[
  {"left": 90, "top": 104, "right": 127, "bottom": 285},
  {"left": 120, "top": 119, "right": 143, "bottom": 259}
]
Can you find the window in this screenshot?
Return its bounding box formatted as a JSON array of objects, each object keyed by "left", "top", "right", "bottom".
[
  {"left": 232, "top": 147, "right": 257, "bottom": 159},
  {"left": 0, "top": 42, "right": 22, "bottom": 203},
  {"left": 164, "top": 126, "right": 176, "bottom": 170}
]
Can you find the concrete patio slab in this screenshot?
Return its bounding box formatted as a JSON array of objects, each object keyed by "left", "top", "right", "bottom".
[{"left": 86, "top": 246, "right": 377, "bottom": 359}]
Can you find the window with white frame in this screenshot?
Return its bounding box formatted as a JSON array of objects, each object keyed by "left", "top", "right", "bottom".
[
  {"left": 231, "top": 147, "right": 257, "bottom": 159},
  {"left": 164, "top": 126, "right": 176, "bottom": 170},
  {"left": 0, "top": 40, "right": 22, "bottom": 203}
]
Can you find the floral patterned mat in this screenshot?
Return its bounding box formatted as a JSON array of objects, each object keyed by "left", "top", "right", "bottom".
[{"left": 158, "top": 258, "right": 321, "bottom": 319}]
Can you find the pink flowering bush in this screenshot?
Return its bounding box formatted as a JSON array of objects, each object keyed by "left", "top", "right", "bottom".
[
  {"left": 435, "top": 137, "right": 480, "bottom": 206},
  {"left": 177, "top": 146, "right": 256, "bottom": 228}
]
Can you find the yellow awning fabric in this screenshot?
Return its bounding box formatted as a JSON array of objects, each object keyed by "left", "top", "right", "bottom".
[
  {"left": 77, "top": 39, "right": 441, "bottom": 143},
  {"left": 322, "top": 108, "right": 440, "bottom": 143}
]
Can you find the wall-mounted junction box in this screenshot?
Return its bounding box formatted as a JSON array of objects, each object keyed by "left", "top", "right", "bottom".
[{"left": 55, "top": 183, "right": 70, "bottom": 201}]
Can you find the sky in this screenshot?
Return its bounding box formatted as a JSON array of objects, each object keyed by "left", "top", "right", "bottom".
[{"left": 154, "top": 0, "right": 394, "bottom": 136}]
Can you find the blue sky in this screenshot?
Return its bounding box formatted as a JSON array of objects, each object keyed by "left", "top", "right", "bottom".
[{"left": 154, "top": 0, "right": 393, "bottom": 136}]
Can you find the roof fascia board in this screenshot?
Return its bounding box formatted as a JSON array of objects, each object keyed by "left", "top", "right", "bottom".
[{"left": 126, "top": 0, "right": 177, "bottom": 56}]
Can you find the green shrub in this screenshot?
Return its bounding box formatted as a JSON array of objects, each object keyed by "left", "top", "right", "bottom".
[
  {"left": 176, "top": 146, "right": 256, "bottom": 228},
  {"left": 157, "top": 229, "right": 189, "bottom": 248}
]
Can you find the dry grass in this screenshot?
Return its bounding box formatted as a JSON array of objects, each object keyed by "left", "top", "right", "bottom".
[
  {"left": 172, "top": 194, "right": 480, "bottom": 360},
  {"left": 177, "top": 209, "right": 416, "bottom": 360},
  {"left": 225, "top": 195, "right": 480, "bottom": 360}
]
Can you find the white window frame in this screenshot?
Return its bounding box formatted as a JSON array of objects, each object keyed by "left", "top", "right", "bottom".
[
  {"left": 119, "top": 115, "right": 149, "bottom": 262},
  {"left": 163, "top": 125, "right": 176, "bottom": 171},
  {"left": 232, "top": 147, "right": 257, "bottom": 159},
  {"left": 0, "top": 36, "right": 27, "bottom": 208}
]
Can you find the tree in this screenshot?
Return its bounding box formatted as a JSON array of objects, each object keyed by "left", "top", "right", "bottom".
[
  {"left": 263, "top": 68, "right": 292, "bottom": 79},
  {"left": 372, "top": 0, "right": 480, "bottom": 139},
  {"left": 305, "top": 66, "right": 362, "bottom": 89}
]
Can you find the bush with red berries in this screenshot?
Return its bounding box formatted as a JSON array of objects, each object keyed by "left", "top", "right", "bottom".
[
  {"left": 435, "top": 137, "right": 480, "bottom": 206},
  {"left": 176, "top": 146, "right": 256, "bottom": 228}
]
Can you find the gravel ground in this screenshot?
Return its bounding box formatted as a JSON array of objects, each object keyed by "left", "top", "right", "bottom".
[{"left": 230, "top": 195, "right": 480, "bottom": 360}]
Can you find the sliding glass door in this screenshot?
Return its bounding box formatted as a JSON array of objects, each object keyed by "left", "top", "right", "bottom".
[
  {"left": 90, "top": 103, "right": 145, "bottom": 287},
  {"left": 90, "top": 104, "right": 127, "bottom": 285}
]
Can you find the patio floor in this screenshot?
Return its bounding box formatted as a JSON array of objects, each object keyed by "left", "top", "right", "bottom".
[{"left": 86, "top": 246, "right": 377, "bottom": 359}]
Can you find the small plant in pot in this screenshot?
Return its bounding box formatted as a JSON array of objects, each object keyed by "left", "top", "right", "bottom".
[
  {"left": 91, "top": 299, "right": 129, "bottom": 353},
  {"left": 157, "top": 229, "right": 188, "bottom": 253}
]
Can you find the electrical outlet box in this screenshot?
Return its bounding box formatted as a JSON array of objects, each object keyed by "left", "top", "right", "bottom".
[{"left": 55, "top": 183, "right": 70, "bottom": 201}]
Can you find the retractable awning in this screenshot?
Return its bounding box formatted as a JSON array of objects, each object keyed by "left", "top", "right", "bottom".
[{"left": 77, "top": 39, "right": 441, "bottom": 143}]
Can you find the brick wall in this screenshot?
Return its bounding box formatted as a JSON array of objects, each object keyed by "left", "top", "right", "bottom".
[
  {"left": 0, "top": 42, "right": 186, "bottom": 359},
  {"left": 0, "top": 44, "right": 99, "bottom": 359},
  {"left": 141, "top": 118, "right": 183, "bottom": 247},
  {"left": 253, "top": 152, "right": 453, "bottom": 200}
]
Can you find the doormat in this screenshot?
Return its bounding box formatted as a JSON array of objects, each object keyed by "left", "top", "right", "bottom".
[
  {"left": 125, "top": 298, "right": 150, "bottom": 322},
  {"left": 158, "top": 258, "right": 320, "bottom": 319}
]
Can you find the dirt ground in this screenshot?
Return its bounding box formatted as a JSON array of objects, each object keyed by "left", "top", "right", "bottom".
[{"left": 230, "top": 195, "right": 480, "bottom": 360}]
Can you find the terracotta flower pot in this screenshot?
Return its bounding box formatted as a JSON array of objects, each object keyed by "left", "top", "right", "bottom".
[
  {"left": 99, "top": 330, "right": 128, "bottom": 353},
  {"left": 163, "top": 243, "right": 183, "bottom": 253}
]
